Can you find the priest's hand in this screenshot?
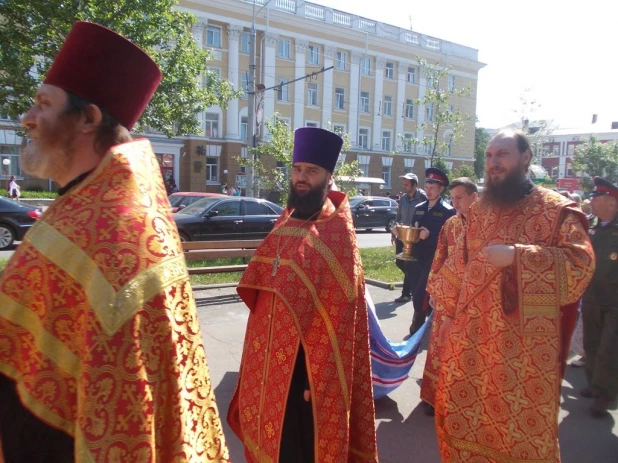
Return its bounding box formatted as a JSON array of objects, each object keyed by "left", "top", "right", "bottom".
[
  {"left": 419, "top": 227, "right": 430, "bottom": 240},
  {"left": 485, "top": 244, "right": 515, "bottom": 267},
  {"left": 438, "top": 316, "right": 453, "bottom": 345},
  {"left": 303, "top": 390, "right": 311, "bottom": 402}
]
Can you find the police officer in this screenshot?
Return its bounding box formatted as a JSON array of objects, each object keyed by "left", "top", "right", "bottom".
[
  {"left": 408, "top": 167, "right": 456, "bottom": 335},
  {"left": 392, "top": 173, "right": 427, "bottom": 302},
  {"left": 581, "top": 177, "right": 618, "bottom": 417}
]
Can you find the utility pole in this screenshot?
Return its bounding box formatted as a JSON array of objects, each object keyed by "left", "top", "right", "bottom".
[{"left": 246, "top": 25, "right": 257, "bottom": 197}]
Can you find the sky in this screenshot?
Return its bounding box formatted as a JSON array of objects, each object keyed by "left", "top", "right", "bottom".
[{"left": 310, "top": 0, "right": 618, "bottom": 130}]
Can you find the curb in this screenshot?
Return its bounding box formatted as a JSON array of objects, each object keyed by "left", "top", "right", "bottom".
[{"left": 193, "top": 279, "right": 403, "bottom": 292}]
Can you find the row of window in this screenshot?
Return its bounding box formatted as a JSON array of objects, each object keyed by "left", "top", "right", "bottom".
[{"left": 205, "top": 25, "right": 456, "bottom": 86}]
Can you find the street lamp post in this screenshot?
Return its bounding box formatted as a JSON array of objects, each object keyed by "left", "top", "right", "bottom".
[
  {"left": 2, "top": 159, "right": 10, "bottom": 196},
  {"left": 246, "top": 0, "right": 273, "bottom": 197}
]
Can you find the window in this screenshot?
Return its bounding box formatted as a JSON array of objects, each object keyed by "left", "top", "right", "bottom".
[
  {"left": 360, "top": 91, "right": 370, "bottom": 113},
  {"left": 307, "top": 83, "right": 318, "bottom": 106},
  {"left": 240, "top": 116, "right": 248, "bottom": 141},
  {"left": 426, "top": 71, "right": 436, "bottom": 89},
  {"left": 278, "top": 39, "right": 291, "bottom": 59},
  {"left": 567, "top": 144, "right": 576, "bottom": 156},
  {"left": 403, "top": 133, "right": 415, "bottom": 153},
  {"left": 305, "top": 121, "right": 319, "bottom": 128},
  {"left": 205, "top": 113, "right": 219, "bottom": 138},
  {"left": 382, "top": 165, "right": 392, "bottom": 187},
  {"left": 308, "top": 45, "right": 319, "bottom": 65},
  {"left": 381, "top": 131, "right": 392, "bottom": 152},
  {"left": 448, "top": 75, "right": 456, "bottom": 91},
  {"left": 407, "top": 67, "right": 416, "bottom": 84},
  {"left": 357, "top": 155, "right": 370, "bottom": 176},
  {"left": 425, "top": 103, "right": 434, "bottom": 122},
  {"left": 405, "top": 99, "right": 414, "bottom": 119},
  {"left": 336, "top": 52, "right": 347, "bottom": 70},
  {"left": 360, "top": 57, "right": 371, "bottom": 76},
  {"left": 358, "top": 128, "right": 369, "bottom": 150},
  {"left": 0, "top": 147, "right": 20, "bottom": 177},
  {"left": 383, "top": 96, "right": 392, "bottom": 116},
  {"left": 206, "top": 26, "right": 221, "bottom": 47},
  {"left": 276, "top": 160, "right": 288, "bottom": 182},
  {"left": 241, "top": 72, "right": 250, "bottom": 98},
  {"left": 277, "top": 77, "right": 289, "bottom": 102},
  {"left": 332, "top": 124, "right": 346, "bottom": 136},
  {"left": 245, "top": 201, "right": 274, "bottom": 216},
  {"left": 206, "top": 157, "right": 219, "bottom": 183},
  {"left": 385, "top": 62, "right": 394, "bottom": 79},
  {"left": 335, "top": 87, "right": 345, "bottom": 110},
  {"left": 215, "top": 201, "right": 240, "bottom": 216},
  {"left": 241, "top": 32, "right": 251, "bottom": 54}
]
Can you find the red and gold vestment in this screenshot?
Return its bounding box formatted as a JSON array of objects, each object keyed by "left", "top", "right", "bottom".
[
  {"left": 435, "top": 187, "right": 595, "bottom": 463},
  {"left": 228, "top": 191, "right": 378, "bottom": 463},
  {"left": 0, "top": 140, "right": 229, "bottom": 462},
  {"left": 421, "top": 214, "right": 467, "bottom": 407}
]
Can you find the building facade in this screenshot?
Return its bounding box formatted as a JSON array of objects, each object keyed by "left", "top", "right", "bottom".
[
  {"left": 539, "top": 118, "right": 618, "bottom": 186},
  {"left": 0, "top": 0, "right": 484, "bottom": 197}
]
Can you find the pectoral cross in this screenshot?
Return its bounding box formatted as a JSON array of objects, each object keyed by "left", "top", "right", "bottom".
[{"left": 272, "top": 255, "right": 281, "bottom": 276}]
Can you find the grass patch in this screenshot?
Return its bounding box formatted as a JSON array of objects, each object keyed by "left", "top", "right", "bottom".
[
  {"left": 0, "top": 248, "right": 402, "bottom": 287},
  {"left": 186, "top": 246, "right": 401, "bottom": 286},
  {"left": 0, "top": 189, "right": 58, "bottom": 199}
]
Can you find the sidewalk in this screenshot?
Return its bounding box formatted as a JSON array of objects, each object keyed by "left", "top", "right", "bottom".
[{"left": 194, "top": 283, "right": 618, "bottom": 463}]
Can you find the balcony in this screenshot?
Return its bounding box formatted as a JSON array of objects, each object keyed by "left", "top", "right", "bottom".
[{"left": 240, "top": 0, "right": 478, "bottom": 61}]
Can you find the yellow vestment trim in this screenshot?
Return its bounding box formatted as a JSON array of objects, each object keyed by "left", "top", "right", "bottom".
[
  {"left": 0, "top": 294, "right": 80, "bottom": 377},
  {"left": 246, "top": 258, "right": 351, "bottom": 413},
  {"left": 26, "top": 221, "right": 189, "bottom": 336},
  {"left": 445, "top": 433, "right": 555, "bottom": 463}
]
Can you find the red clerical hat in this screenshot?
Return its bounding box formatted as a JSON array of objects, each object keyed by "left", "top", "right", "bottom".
[{"left": 44, "top": 22, "right": 162, "bottom": 130}]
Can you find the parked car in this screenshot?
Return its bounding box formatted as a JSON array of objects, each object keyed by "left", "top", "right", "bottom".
[
  {"left": 168, "top": 192, "right": 226, "bottom": 213},
  {"left": 173, "top": 196, "right": 283, "bottom": 241},
  {"left": 349, "top": 196, "right": 398, "bottom": 233},
  {"left": 0, "top": 197, "right": 42, "bottom": 249}
]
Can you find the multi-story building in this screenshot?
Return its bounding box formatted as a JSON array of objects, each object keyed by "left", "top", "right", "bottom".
[
  {"left": 539, "top": 117, "right": 618, "bottom": 185},
  {"left": 0, "top": 0, "right": 484, "bottom": 196}
]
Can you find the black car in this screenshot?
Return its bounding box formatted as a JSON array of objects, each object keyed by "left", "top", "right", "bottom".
[
  {"left": 349, "top": 196, "right": 398, "bottom": 233},
  {"left": 0, "top": 197, "right": 42, "bottom": 249},
  {"left": 173, "top": 196, "right": 283, "bottom": 241}
]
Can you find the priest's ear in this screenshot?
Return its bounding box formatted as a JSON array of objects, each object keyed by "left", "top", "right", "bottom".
[{"left": 78, "top": 104, "right": 103, "bottom": 135}]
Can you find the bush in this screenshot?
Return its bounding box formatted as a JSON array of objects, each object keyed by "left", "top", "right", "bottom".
[{"left": 0, "top": 189, "right": 58, "bottom": 199}]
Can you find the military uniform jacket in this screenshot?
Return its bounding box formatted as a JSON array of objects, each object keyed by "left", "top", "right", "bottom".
[
  {"left": 586, "top": 215, "right": 618, "bottom": 308},
  {"left": 410, "top": 197, "right": 456, "bottom": 262}
]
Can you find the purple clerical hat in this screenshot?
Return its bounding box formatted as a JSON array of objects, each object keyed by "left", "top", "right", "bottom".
[{"left": 292, "top": 127, "right": 343, "bottom": 174}]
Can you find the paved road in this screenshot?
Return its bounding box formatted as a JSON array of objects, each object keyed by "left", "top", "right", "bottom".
[{"left": 195, "top": 284, "right": 618, "bottom": 463}]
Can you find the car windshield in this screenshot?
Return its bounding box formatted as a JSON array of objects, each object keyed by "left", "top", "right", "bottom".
[
  {"left": 349, "top": 197, "right": 366, "bottom": 207},
  {"left": 168, "top": 194, "right": 185, "bottom": 207},
  {"left": 176, "top": 197, "right": 221, "bottom": 216}
]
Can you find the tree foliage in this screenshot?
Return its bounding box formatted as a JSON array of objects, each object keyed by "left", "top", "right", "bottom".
[
  {"left": 238, "top": 116, "right": 361, "bottom": 204},
  {"left": 416, "top": 58, "right": 471, "bottom": 165},
  {"left": 474, "top": 127, "right": 490, "bottom": 179},
  {"left": 511, "top": 89, "right": 553, "bottom": 165},
  {"left": 571, "top": 136, "right": 618, "bottom": 189},
  {"left": 0, "top": 0, "right": 240, "bottom": 137},
  {"left": 451, "top": 163, "right": 477, "bottom": 181}
]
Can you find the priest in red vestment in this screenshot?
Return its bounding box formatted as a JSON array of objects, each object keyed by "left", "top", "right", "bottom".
[
  {"left": 228, "top": 127, "right": 378, "bottom": 463},
  {"left": 421, "top": 177, "right": 478, "bottom": 416},
  {"left": 435, "top": 130, "right": 595, "bottom": 463},
  {"left": 0, "top": 22, "right": 228, "bottom": 462}
]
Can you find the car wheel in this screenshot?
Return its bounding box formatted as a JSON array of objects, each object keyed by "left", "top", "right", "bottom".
[
  {"left": 0, "top": 224, "right": 15, "bottom": 250},
  {"left": 385, "top": 218, "right": 396, "bottom": 233},
  {"left": 179, "top": 232, "right": 190, "bottom": 243}
]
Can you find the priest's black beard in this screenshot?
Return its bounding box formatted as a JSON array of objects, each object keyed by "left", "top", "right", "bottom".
[
  {"left": 287, "top": 177, "right": 329, "bottom": 219},
  {"left": 482, "top": 168, "right": 532, "bottom": 207}
]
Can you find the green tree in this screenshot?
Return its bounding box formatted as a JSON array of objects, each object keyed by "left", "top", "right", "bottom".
[
  {"left": 417, "top": 58, "right": 471, "bottom": 165},
  {"left": 451, "top": 163, "right": 477, "bottom": 181},
  {"left": 571, "top": 136, "right": 618, "bottom": 190},
  {"left": 0, "top": 0, "right": 240, "bottom": 137},
  {"left": 239, "top": 116, "right": 361, "bottom": 204},
  {"left": 474, "top": 127, "right": 490, "bottom": 179}
]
